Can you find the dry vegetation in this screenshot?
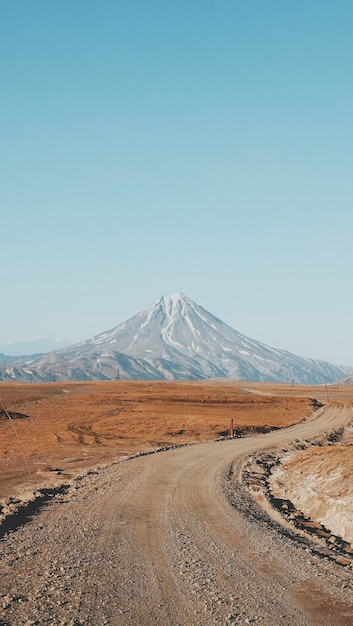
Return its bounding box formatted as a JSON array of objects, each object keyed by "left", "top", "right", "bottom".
[{"left": 0, "top": 379, "right": 324, "bottom": 499}]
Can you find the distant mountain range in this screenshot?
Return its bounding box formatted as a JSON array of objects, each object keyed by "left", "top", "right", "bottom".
[
  {"left": 0, "top": 293, "right": 352, "bottom": 384},
  {"left": 0, "top": 334, "right": 69, "bottom": 356}
]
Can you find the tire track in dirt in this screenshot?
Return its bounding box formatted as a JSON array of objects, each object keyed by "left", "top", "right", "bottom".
[{"left": 67, "top": 405, "right": 127, "bottom": 445}]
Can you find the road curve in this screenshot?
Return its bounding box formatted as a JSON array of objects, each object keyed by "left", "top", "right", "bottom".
[{"left": 1, "top": 404, "right": 353, "bottom": 625}]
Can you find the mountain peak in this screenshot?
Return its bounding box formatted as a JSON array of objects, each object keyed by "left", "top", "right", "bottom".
[
  {"left": 1, "top": 294, "right": 352, "bottom": 383},
  {"left": 158, "top": 292, "right": 189, "bottom": 307},
  {"left": 157, "top": 292, "right": 190, "bottom": 315},
  {"left": 163, "top": 291, "right": 186, "bottom": 300}
]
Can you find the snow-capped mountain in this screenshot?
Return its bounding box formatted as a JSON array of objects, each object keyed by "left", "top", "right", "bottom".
[{"left": 0, "top": 293, "right": 351, "bottom": 384}]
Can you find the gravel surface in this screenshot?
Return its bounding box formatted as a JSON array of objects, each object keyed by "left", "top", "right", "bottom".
[{"left": 1, "top": 404, "right": 353, "bottom": 625}]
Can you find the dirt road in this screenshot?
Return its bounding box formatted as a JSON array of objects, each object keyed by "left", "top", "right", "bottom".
[{"left": 1, "top": 404, "right": 353, "bottom": 625}]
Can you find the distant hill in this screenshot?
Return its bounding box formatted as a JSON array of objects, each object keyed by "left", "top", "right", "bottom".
[
  {"left": 0, "top": 293, "right": 352, "bottom": 384},
  {"left": 0, "top": 334, "right": 69, "bottom": 356}
]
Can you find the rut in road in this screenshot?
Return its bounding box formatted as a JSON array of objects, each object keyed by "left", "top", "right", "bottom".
[{"left": 1, "top": 404, "right": 353, "bottom": 625}]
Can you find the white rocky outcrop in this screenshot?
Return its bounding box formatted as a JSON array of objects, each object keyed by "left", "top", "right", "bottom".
[{"left": 270, "top": 445, "right": 353, "bottom": 545}]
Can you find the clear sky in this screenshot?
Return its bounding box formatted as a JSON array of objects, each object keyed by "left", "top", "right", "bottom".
[{"left": 1, "top": 1, "right": 353, "bottom": 365}]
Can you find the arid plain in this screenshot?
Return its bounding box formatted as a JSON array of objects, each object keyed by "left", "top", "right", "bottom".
[
  {"left": 1, "top": 380, "right": 353, "bottom": 515},
  {"left": 0, "top": 379, "right": 327, "bottom": 499},
  {"left": 1, "top": 381, "right": 353, "bottom": 553},
  {"left": 2, "top": 380, "right": 353, "bottom": 624}
]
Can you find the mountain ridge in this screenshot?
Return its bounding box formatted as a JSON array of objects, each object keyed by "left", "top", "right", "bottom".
[{"left": 0, "top": 292, "right": 351, "bottom": 384}]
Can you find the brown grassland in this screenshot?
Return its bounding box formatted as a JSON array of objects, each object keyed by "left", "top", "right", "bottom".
[{"left": 0, "top": 380, "right": 352, "bottom": 501}]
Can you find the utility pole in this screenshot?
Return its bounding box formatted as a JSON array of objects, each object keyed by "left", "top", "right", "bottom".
[{"left": 229, "top": 418, "right": 234, "bottom": 438}]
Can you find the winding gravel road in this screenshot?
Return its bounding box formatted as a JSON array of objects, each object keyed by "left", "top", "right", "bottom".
[{"left": 1, "top": 404, "right": 353, "bottom": 625}]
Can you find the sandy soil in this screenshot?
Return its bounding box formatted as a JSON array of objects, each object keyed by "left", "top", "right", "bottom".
[{"left": 0, "top": 380, "right": 318, "bottom": 500}]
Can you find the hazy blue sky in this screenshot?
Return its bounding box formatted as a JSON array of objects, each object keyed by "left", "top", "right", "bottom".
[{"left": 1, "top": 1, "right": 353, "bottom": 364}]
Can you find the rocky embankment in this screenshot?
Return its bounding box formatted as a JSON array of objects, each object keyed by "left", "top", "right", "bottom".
[{"left": 244, "top": 419, "right": 353, "bottom": 567}]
